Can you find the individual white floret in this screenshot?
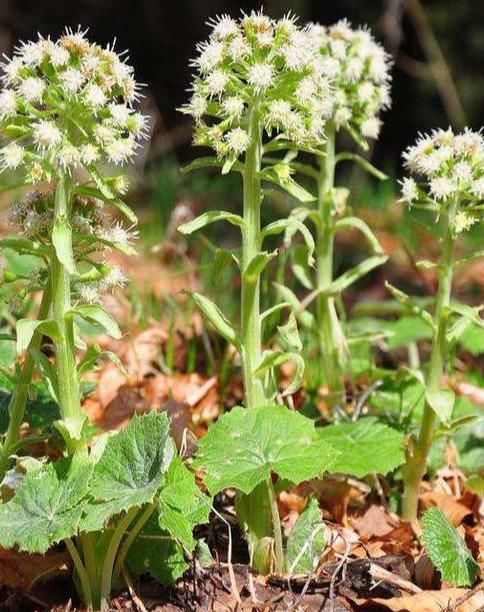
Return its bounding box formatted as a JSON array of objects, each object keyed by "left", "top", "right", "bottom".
[
  {"left": 0, "top": 142, "right": 24, "bottom": 169},
  {"left": 101, "top": 221, "right": 138, "bottom": 247},
  {"left": 20, "top": 41, "right": 45, "bottom": 66},
  {"left": 228, "top": 36, "right": 250, "bottom": 61},
  {"left": 80, "top": 143, "right": 100, "bottom": 165},
  {"left": 196, "top": 40, "right": 225, "bottom": 73},
  {"left": 206, "top": 69, "right": 229, "bottom": 97},
  {"left": 454, "top": 211, "right": 476, "bottom": 233},
  {"left": 248, "top": 63, "right": 274, "bottom": 92},
  {"left": 32, "top": 120, "right": 62, "bottom": 149},
  {"left": 1, "top": 57, "right": 23, "bottom": 84},
  {"left": 79, "top": 284, "right": 100, "bottom": 303},
  {"left": 208, "top": 15, "right": 239, "bottom": 40},
  {"left": 60, "top": 67, "right": 86, "bottom": 93},
  {"left": 101, "top": 265, "right": 128, "bottom": 290},
  {"left": 109, "top": 103, "right": 130, "bottom": 126},
  {"left": 84, "top": 83, "right": 107, "bottom": 107},
  {"left": 58, "top": 143, "right": 80, "bottom": 169},
  {"left": 222, "top": 96, "right": 245, "bottom": 120},
  {"left": 454, "top": 161, "right": 473, "bottom": 182},
  {"left": 361, "top": 117, "right": 381, "bottom": 139},
  {"left": 429, "top": 176, "right": 456, "bottom": 200},
  {"left": 50, "top": 44, "right": 70, "bottom": 67},
  {"left": 105, "top": 137, "right": 136, "bottom": 164},
  {"left": 225, "top": 127, "right": 250, "bottom": 154},
  {"left": 471, "top": 176, "right": 484, "bottom": 199},
  {"left": 400, "top": 177, "right": 419, "bottom": 204},
  {"left": 18, "top": 76, "right": 45, "bottom": 102},
  {"left": 0, "top": 89, "right": 17, "bottom": 118}
]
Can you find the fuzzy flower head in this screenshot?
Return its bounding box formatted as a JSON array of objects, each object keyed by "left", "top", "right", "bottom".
[
  {"left": 0, "top": 28, "right": 149, "bottom": 181},
  {"left": 181, "top": 11, "right": 335, "bottom": 159},
  {"left": 400, "top": 127, "right": 484, "bottom": 228},
  {"left": 307, "top": 20, "right": 392, "bottom": 144}
]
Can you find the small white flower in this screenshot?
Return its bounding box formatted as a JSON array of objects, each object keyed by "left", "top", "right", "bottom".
[
  {"left": 60, "top": 67, "right": 85, "bottom": 93},
  {"left": 112, "top": 175, "right": 130, "bottom": 195},
  {"left": 334, "top": 106, "right": 351, "bottom": 127},
  {"left": 187, "top": 94, "right": 207, "bottom": 121},
  {"left": 197, "top": 40, "right": 225, "bottom": 73},
  {"left": 361, "top": 117, "right": 381, "bottom": 139},
  {"left": 228, "top": 36, "right": 250, "bottom": 61},
  {"left": 400, "top": 177, "right": 419, "bottom": 203},
  {"left": 418, "top": 151, "right": 441, "bottom": 176},
  {"left": 94, "top": 124, "right": 117, "bottom": 144},
  {"left": 79, "top": 284, "right": 100, "bottom": 304},
  {"left": 248, "top": 63, "right": 274, "bottom": 92},
  {"left": 20, "top": 41, "right": 44, "bottom": 66},
  {"left": 101, "top": 221, "right": 138, "bottom": 247},
  {"left": 345, "top": 57, "right": 364, "bottom": 81},
  {"left": 18, "top": 76, "right": 45, "bottom": 102},
  {"left": 81, "top": 52, "right": 101, "bottom": 74},
  {"left": 281, "top": 31, "right": 314, "bottom": 70},
  {"left": 225, "top": 127, "right": 250, "bottom": 154},
  {"left": 454, "top": 211, "right": 476, "bottom": 233},
  {"left": 471, "top": 176, "right": 484, "bottom": 200},
  {"left": 454, "top": 161, "right": 472, "bottom": 182},
  {"left": 0, "top": 89, "right": 17, "bottom": 118},
  {"left": 2, "top": 57, "right": 23, "bottom": 84},
  {"left": 329, "top": 39, "right": 346, "bottom": 59},
  {"left": 429, "top": 176, "right": 456, "bottom": 200},
  {"left": 84, "top": 83, "right": 107, "bottom": 107},
  {"left": 222, "top": 96, "right": 245, "bottom": 120},
  {"left": 109, "top": 103, "right": 130, "bottom": 126},
  {"left": 32, "top": 120, "right": 62, "bottom": 149},
  {"left": 50, "top": 44, "right": 70, "bottom": 67},
  {"left": 208, "top": 15, "right": 239, "bottom": 40},
  {"left": 101, "top": 265, "right": 127, "bottom": 290},
  {"left": 357, "top": 81, "right": 375, "bottom": 103},
  {"left": 105, "top": 137, "right": 136, "bottom": 164},
  {"left": 58, "top": 143, "right": 80, "bottom": 169},
  {"left": 206, "top": 69, "right": 229, "bottom": 97},
  {"left": 295, "top": 76, "right": 316, "bottom": 102},
  {"left": 1, "top": 142, "right": 24, "bottom": 169},
  {"left": 80, "top": 143, "right": 100, "bottom": 165}
]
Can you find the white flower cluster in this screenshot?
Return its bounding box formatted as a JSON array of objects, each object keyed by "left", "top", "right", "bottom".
[
  {"left": 181, "top": 11, "right": 335, "bottom": 157},
  {"left": 0, "top": 28, "right": 148, "bottom": 181},
  {"left": 307, "top": 19, "right": 392, "bottom": 141},
  {"left": 400, "top": 128, "right": 484, "bottom": 230}
]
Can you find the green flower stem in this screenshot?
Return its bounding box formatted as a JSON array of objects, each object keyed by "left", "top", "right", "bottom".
[
  {"left": 241, "top": 103, "right": 266, "bottom": 409},
  {"left": 401, "top": 198, "right": 457, "bottom": 522},
  {"left": 316, "top": 122, "right": 345, "bottom": 409},
  {"left": 51, "top": 171, "right": 82, "bottom": 436},
  {"left": 99, "top": 506, "right": 139, "bottom": 610},
  {"left": 0, "top": 283, "right": 52, "bottom": 481},
  {"left": 65, "top": 537, "right": 93, "bottom": 612},
  {"left": 266, "top": 476, "right": 283, "bottom": 574}
]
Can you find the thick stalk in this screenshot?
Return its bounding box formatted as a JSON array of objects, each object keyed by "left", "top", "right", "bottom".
[
  {"left": 241, "top": 103, "right": 265, "bottom": 409},
  {"left": 0, "top": 284, "right": 52, "bottom": 480},
  {"left": 316, "top": 123, "right": 345, "bottom": 409},
  {"left": 51, "top": 171, "right": 82, "bottom": 426},
  {"left": 401, "top": 199, "right": 457, "bottom": 522},
  {"left": 66, "top": 538, "right": 93, "bottom": 611},
  {"left": 113, "top": 503, "right": 155, "bottom": 583}
]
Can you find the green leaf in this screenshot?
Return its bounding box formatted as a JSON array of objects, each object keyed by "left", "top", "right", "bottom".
[
  {"left": 449, "top": 302, "right": 484, "bottom": 329},
  {"left": 70, "top": 304, "right": 122, "bottom": 340},
  {"left": 189, "top": 292, "right": 240, "bottom": 349},
  {"left": 286, "top": 498, "right": 325, "bottom": 574},
  {"left": 273, "top": 283, "right": 316, "bottom": 333},
  {"left": 254, "top": 350, "right": 305, "bottom": 396},
  {"left": 426, "top": 388, "right": 455, "bottom": 423},
  {"left": 243, "top": 251, "right": 277, "bottom": 283},
  {"left": 80, "top": 169, "right": 137, "bottom": 223},
  {"left": 0, "top": 455, "right": 92, "bottom": 553},
  {"left": 334, "top": 217, "right": 385, "bottom": 255},
  {"left": 421, "top": 507, "right": 479, "bottom": 587},
  {"left": 181, "top": 156, "right": 243, "bottom": 174},
  {"left": 459, "top": 324, "right": 484, "bottom": 355},
  {"left": 52, "top": 217, "right": 76, "bottom": 274},
  {"left": 277, "top": 312, "right": 302, "bottom": 352},
  {"left": 291, "top": 244, "right": 314, "bottom": 290},
  {"left": 158, "top": 457, "right": 211, "bottom": 551},
  {"left": 126, "top": 513, "right": 188, "bottom": 585},
  {"left": 16, "top": 319, "right": 62, "bottom": 354},
  {"left": 0, "top": 237, "right": 47, "bottom": 257},
  {"left": 178, "top": 210, "right": 246, "bottom": 235},
  {"left": 385, "top": 283, "right": 436, "bottom": 330},
  {"left": 210, "top": 248, "right": 238, "bottom": 285},
  {"left": 261, "top": 217, "right": 315, "bottom": 266},
  {"left": 81, "top": 411, "right": 175, "bottom": 532},
  {"left": 335, "top": 152, "right": 387, "bottom": 180},
  {"left": 194, "top": 404, "right": 337, "bottom": 495},
  {"left": 386, "top": 316, "right": 433, "bottom": 349},
  {"left": 331, "top": 255, "right": 388, "bottom": 294},
  {"left": 29, "top": 348, "right": 59, "bottom": 402},
  {"left": 260, "top": 166, "right": 315, "bottom": 203},
  {"left": 317, "top": 417, "right": 405, "bottom": 478}
]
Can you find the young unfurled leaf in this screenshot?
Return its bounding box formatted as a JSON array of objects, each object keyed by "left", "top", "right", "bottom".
[
  {"left": 194, "top": 404, "right": 337, "bottom": 495},
  {"left": 158, "top": 457, "right": 211, "bottom": 551},
  {"left": 126, "top": 513, "right": 188, "bottom": 585},
  {"left": 273, "top": 283, "right": 317, "bottom": 333},
  {"left": 253, "top": 349, "right": 305, "bottom": 396},
  {"left": 28, "top": 348, "right": 59, "bottom": 402},
  {"left": 189, "top": 292, "right": 240, "bottom": 349},
  {"left": 260, "top": 166, "right": 315, "bottom": 203},
  {"left": 81, "top": 411, "right": 175, "bottom": 531},
  {"left": 277, "top": 312, "right": 302, "bottom": 352},
  {"left": 0, "top": 455, "right": 92, "bottom": 553},
  {"left": 261, "top": 217, "right": 315, "bottom": 267},
  {"left": 426, "top": 388, "right": 455, "bottom": 424},
  {"left": 52, "top": 217, "right": 76, "bottom": 274},
  {"left": 286, "top": 498, "right": 325, "bottom": 575},
  {"left": 317, "top": 417, "right": 405, "bottom": 478},
  {"left": 334, "top": 217, "right": 385, "bottom": 255},
  {"left": 181, "top": 156, "right": 243, "bottom": 175},
  {"left": 421, "top": 507, "right": 479, "bottom": 587},
  {"left": 243, "top": 251, "right": 278, "bottom": 284},
  {"left": 16, "top": 319, "right": 62, "bottom": 354},
  {"left": 331, "top": 255, "right": 388, "bottom": 294},
  {"left": 178, "top": 210, "right": 246, "bottom": 235},
  {"left": 70, "top": 304, "right": 122, "bottom": 340}
]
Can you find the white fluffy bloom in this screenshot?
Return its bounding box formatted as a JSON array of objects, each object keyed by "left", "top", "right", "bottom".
[
  {"left": 79, "top": 284, "right": 100, "bottom": 304},
  {"left": 429, "top": 176, "right": 456, "bottom": 200},
  {"left": 248, "top": 63, "right": 274, "bottom": 92},
  {"left": 206, "top": 69, "right": 229, "bottom": 97},
  {"left": 32, "top": 119, "right": 62, "bottom": 149},
  {"left": 50, "top": 44, "right": 70, "bottom": 67},
  {"left": 296, "top": 77, "right": 317, "bottom": 102},
  {"left": 58, "top": 143, "right": 80, "bottom": 169},
  {"left": 361, "top": 117, "right": 381, "bottom": 139},
  {"left": 2, "top": 57, "right": 23, "bottom": 84},
  {"left": 208, "top": 15, "right": 239, "bottom": 40},
  {"left": 1, "top": 142, "right": 24, "bottom": 169},
  {"left": 454, "top": 161, "right": 472, "bottom": 182},
  {"left": 101, "top": 265, "right": 127, "bottom": 290},
  {"left": 222, "top": 96, "right": 245, "bottom": 120},
  {"left": 196, "top": 41, "right": 225, "bottom": 73},
  {"left": 0, "top": 89, "right": 17, "bottom": 118},
  {"left": 225, "top": 127, "right": 250, "bottom": 154},
  {"left": 60, "top": 67, "right": 85, "bottom": 93},
  {"left": 80, "top": 143, "right": 100, "bottom": 165},
  {"left": 20, "top": 41, "right": 44, "bottom": 66},
  {"left": 18, "top": 76, "right": 45, "bottom": 102},
  {"left": 334, "top": 106, "right": 352, "bottom": 127},
  {"left": 84, "top": 83, "right": 107, "bottom": 107},
  {"left": 357, "top": 81, "right": 375, "bottom": 103},
  {"left": 471, "top": 177, "right": 484, "bottom": 199},
  {"left": 228, "top": 36, "right": 250, "bottom": 61},
  {"left": 454, "top": 211, "right": 476, "bottom": 233},
  {"left": 101, "top": 221, "right": 138, "bottom": 247},
  {"left": 187, "top": 94, "right": 207, "bottom": 121},
  {"left": 104, "top": 137, "right": 136, "bottom": 164},
  {"left": 400, "top": 177, "right": 419, "bottom": 203},
  {"left": 109, "top": 103, "right": 130, "bottom": 126}
]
